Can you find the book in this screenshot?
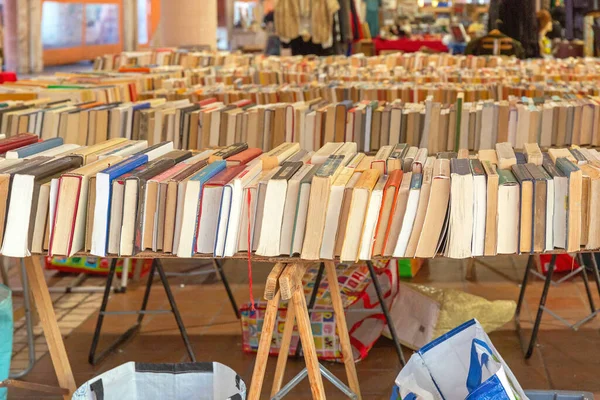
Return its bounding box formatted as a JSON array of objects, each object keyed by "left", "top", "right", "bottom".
[
  {"left": 120, "top": 153, "right": 191, "bottom": 256},
  {"left": 256, "top": 161, "right": 303, "bottom": 256},
  {"left": 524, "top": 143, "right": 543, "bottom": 166},
  {"left": 165, "top": 155, "right": 212, "bottom": 254},
  {"left": 393, "top": 170, "right": 423, "bottom": 257},
  {"left": 208, "top": 142, "right": 249, "bottom": 163},
  {"left": 301, "top": 154, "right": 347, "bottom": 260},
  {"left": 470, "top": 159, "right": 487, "bottom": 257},
  {"left": 49, "top": 156, "right": 122, "bottom": 256},
  {"left": 5, "top": 137, "right": 64, "bottom": 159},
  {"left": 511, "top": 164, "right": 535, "bottom": 254},
  {"left": 446, "top": 158, "right": 473, "bottom": 259},
  {"left": 340, "top": 169, "right": 380, "bottom": 262},
  {"left": 282, "top": 164, "right": 319, "bottom": 257},
  {"left": 556, "top": 157, "right": 582, "bottom": 253},
  {"left": 497, "top": 169, "right": 520, "bottom": 254},
  {"left": 217, "top": 159, "right": 264, "bottom": 257},
  {"left": 90, "top": 154, "right": 152, "bottom": 256},
  {"left": 358, "top": 174, "right": 388, "bottom": 260},
  {"left": 482, "top": 161, "right": 499, "bottom": 256},
  {"left": 176, "top": 161, "right": 227, "bottom": 257},
  {"left": 525, "top": 163, "right": 549, "bottom": 253},
  {"left": 414, "top": 158, "right": 451, "bottom": 258},
  {"left": 403, "top": 156, "right": 435, "bottom": 257},
  {"left": 1, "top": 155, "right": 83, "bottom": 257},
  {"left": 290, "top": 165, "right": 319, "bottom": 256},
  {"left": 195, "top": 165, "right": 246, "bottom": 254},
  {"left": 496, "top": 142, "right": 517, "bottom": 170},
  {"left": 543, "top": 153, "right": 566, "bottom": 249},
  {"left": 372, "top": 169, "right": 403, "bottom": 257}
]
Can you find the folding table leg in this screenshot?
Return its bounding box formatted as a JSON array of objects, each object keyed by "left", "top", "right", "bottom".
[
  {"left": 366, "top": 260, "right": 406, "bottom": 367},
  {"left": 291, "top": 278, "right": 326, "bottom": 400},
  {"left": 88, "top": 258, "right": 147, "bottom": 365},
  {"left": 294, "top": 262, "right": 324, "bottom": 359},
  {"left": 515, "top": 254, "right": 556, "bottom": 359},
  {"left": 212, "top": 259, "right": 240, "bottom": 319},
  {"left": 248, "top": 263, "right": 287, "bottom": 400},
  {"left": 154, "top": 259, "right": 195, "bottom": 361},
  {"left": 23, "top": 256, "right": 76, "bottom": 399},
  {"left": 577, "top": 254, "right": 597, "bottom": 314},
  {"left": 325, "top": 261, "right": 361, "bottom": 400},
  {"left": 271, "top": 304, "right": 296, "bottom": 397},
  {"left": 588, "top": 253, "right": 600, "bottom": 298}
]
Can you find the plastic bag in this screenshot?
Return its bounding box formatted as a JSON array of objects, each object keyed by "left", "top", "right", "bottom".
[
  {"left": 395, "top": 319, "right": 527, "bottom": 400},
  {"left": 72, "top": 362, "right": 245, "bottom": 400}
]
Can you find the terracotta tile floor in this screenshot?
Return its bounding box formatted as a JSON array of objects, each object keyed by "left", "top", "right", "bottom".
[{"left": 5, "top": 255, "right": 600, "bottom": 399}]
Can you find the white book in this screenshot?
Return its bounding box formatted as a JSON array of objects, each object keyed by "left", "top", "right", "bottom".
[
  {"left": 304, "top": 111, "right": 316, "bottom": 152},
  {"left": 507, "top": 106, "right": 519, "bottom": 147},
  {"left": 196, "top": 185, "right": 225, "bottom": 254},
  {"left": 290, "top": 167, "right": 317, "bottom": 255},
  {"left": 393, "top": 174, "right": 421, "bottom": 257},
  {"left": 98, "top": 141, "right": 149, "bottom": 159},
  {"left": 24, "top": 143, "right": 81, "bottom": 159},
  {"left": 497, "top": 180, "right": 519, "bottom": 254},
  {"left": 540, "top": 103, "right": 555, "bottom": 148},
  {"left": 119, "top": 181, "right": 138, "bottom": 256},
  {"left": 479, "top": 103, "right": 495, "bottom": 150},
  {"left": 107, "top": 180, "right": 125, "bottom": 254},
  {"left": 280, "top": 164, "right": 314, "bottom": 256},
  {"left": 218, "top": 159, "right": 263, "bottom": 257},
  {"left": 358, "top": 176, "right": 387, "bottom": 260},
  {"left": 146, "top": 141, "right": 174, "bottom": 161},
  {"left": 471, "top": 167, "right": 487, "bottom": 257},
  {"left": 553, "top": 174, "right": 568, "bottom": 249},
  {"left": 545, "top": 176, "right": 554, "bottom": 251},
  {"left": 310, "top": 142, "right": 344, "bottom": 165},
  {"left": 1, "top": 174, "right": 35, "bottom": 257}
]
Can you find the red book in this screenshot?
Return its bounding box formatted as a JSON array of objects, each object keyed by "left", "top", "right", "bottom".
[
  {"left": 198, "top": 97, "right": 218, "bottom": 107},
  {"left": 0, "top": 133, "right": 39, "bottom": 154},
  {"left": 225, "top": 148, "right": 262, "bottom": 167},
  {"left": 232, "top": 99, "right": 252, "bottom": 108}
]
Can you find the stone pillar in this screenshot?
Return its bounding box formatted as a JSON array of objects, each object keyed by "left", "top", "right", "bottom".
[{"left": 158, "top": 0, "right": 217, "bottom": 49}]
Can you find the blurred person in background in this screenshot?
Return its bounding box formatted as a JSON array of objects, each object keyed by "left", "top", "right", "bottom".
[
  {"left": 498, "top": 0, "right": 540, "bottom": 57},
  {"left": 263, "top": 11, "right": 281, "bottom": 56},
  {"left": 537, "top": 9, "right": 553, "bottom": 56}
]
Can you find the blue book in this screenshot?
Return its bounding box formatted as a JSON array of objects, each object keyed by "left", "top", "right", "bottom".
[
  {"left": 5, "top": 137, "right": 63, "bottom": 159},
  {"left": 177, "top": 160, "right": 226, "bottom": 257},
  {"left": 90, "top": 154, "right": 150, "bottom": 256}
]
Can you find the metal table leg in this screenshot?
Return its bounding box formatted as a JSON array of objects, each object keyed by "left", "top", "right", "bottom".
[
  {"left": 155, "top": 259, "right": 196, "bottom": 362},
  {"left": 577, "top": 254, "right": 597, "bottom": 314},
  {"left": 515, "top": 254, "right": 556, "bottom": 359},
  {"left": 366, "top": 260, "right": 406, "bottom": 366},
  {"left": 89, "top": 259, "right": 195, "bottom": 365},
  {"left": 213, "top": 259, "right": 240, "bottom": 319}
]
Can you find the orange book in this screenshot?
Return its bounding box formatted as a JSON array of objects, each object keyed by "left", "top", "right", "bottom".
[{"left": 372, "top": 170, "right": 403, "bottom": 257}]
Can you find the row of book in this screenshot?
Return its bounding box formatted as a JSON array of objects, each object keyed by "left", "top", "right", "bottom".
[
  {"left": 92, "top": 49, "right": 600, "bottom": 83},
  {"left": 0, "top": 134, "right": 593, "bottom": 262},
  {"left": 2, "top": 92, "right": 600, "bottom": 155}
]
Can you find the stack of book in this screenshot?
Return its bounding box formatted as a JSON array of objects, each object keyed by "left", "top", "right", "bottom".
[{"left": 0, "top": 135, "right": 594, "bottom": 261}]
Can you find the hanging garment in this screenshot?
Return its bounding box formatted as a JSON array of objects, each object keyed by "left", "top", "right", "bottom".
[{"left": 364, "top": 0, "right": 381, "bottom": 38}]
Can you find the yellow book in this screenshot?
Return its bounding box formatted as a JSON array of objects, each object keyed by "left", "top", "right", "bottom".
[{"left": 73, "top": 138, "right": 129, "bottom": 164}]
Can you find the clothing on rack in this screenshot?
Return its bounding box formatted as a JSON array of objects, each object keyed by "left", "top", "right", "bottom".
[{"left": 364, "top": 0, "right": 381, "bottom": 38}]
